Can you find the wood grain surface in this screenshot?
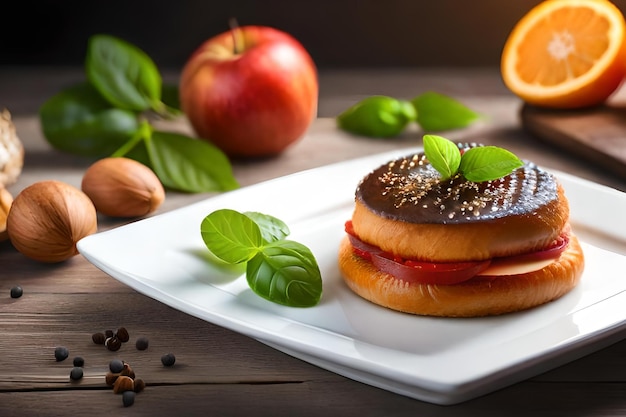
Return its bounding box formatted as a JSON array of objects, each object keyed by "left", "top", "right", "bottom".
[
  {"left": 1, "top": 68, "right": 626, "bottom": 417},
  {"left": 521, "top": 104, "right": 626, "bottom": 180}
]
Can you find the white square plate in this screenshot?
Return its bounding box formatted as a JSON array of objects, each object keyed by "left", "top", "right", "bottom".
[{"left": 77, "top": 148, "right": 626, "bottom": 405}]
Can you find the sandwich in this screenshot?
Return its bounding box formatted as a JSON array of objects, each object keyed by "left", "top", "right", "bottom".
[{"left": 338, "top": 135, "right": 584, "bottom": 317}]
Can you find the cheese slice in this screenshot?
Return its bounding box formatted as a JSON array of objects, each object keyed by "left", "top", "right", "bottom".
[{"left": 477, "top": 256, "right": 557, "bottom": 276}]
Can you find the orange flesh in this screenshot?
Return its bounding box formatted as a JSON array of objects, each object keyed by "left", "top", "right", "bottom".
[{"left": 516, "top": 6, "right": 611, "bottom": 87}]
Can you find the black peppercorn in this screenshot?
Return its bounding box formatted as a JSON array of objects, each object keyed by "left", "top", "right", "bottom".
[
  {"left": 161, "top": 353, "right": 176, "bottom": 367},
  {"left": 105, "top": 329, "right": 114, "bottom": 338},
  {"left": 73, "top": 356, "right": 84, "bottom": 367},
  {"left": 54, "top": 346, "right": 69, "bottom": 362},
  {"left": 135, "top": 337, "right": 149, "bottom": 351},
  {"left": 122, "top": 390, "right": 136, "bottom": 407},
  {"left": 10, "top": 286, "right": 23, "bottom": 298},
  {"left": 109, "top": 359, "right": 125, "bottom": 374},
  {"left": 70, "top": 367, "right": 83, "bottom": 381}
]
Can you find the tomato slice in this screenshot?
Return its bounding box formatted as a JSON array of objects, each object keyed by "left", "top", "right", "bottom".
[
  {"left": 371, "top": 254, "right": 491, "bottom": 285},
  {"left": 344, "top": 221, "right": 570, "bottom": 286},
  {"left": 345, "top": 221, "right": 490, "bottom": 285}
]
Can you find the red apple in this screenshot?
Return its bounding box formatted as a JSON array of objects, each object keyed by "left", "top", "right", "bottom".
[{"left": 179, "top": 26, "right": 319, "bottom": 158}]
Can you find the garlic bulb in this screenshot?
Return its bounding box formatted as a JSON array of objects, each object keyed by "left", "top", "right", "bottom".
[
  {"left": 81, "top": 157, "right": 165, "bottom": 218},
  {"left": 7, "top": 180, "right": 98, "bottom": 263},
  {"left": 0, "top": 187, "right": 13, "bottom": 241},
  {"left": 0, "top": 109, "right": 24, "bottom": 187}
]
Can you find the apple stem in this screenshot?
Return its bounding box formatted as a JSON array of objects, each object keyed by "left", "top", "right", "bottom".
[{"left": 229, "top": 17, "right": 244, "bottom": 55}]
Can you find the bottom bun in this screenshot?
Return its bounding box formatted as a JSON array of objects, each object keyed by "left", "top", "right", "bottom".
[{"left": 338, "top": 234, "right": 585, "bottom": 317}]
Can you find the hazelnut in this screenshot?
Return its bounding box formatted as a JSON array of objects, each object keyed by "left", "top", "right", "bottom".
[
  {"left": 6, "top": 180, "right": 97, "bottom": 263},
  {"left": 0, "top": 186, "right": 13, "bottom": 242},
  {"left": 0, "top": 109, "right": 24, "bottom": 187},
  {"left": 113, "top": 375, "right": 134, "bottom": 394},
  {"left": 81, "top": 157, "right": 165, "bottom": 218}
]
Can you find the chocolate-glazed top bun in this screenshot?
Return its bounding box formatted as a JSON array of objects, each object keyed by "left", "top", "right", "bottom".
[{"left": 356, "top": 145, "right": 559, "bottom": 225}]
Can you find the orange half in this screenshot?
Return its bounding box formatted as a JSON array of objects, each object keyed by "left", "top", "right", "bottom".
[{"left": 501, "top": 0, "right": 626, "bottom": 108}]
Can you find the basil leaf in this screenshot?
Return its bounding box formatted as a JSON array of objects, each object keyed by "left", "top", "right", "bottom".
[
  {"left": 121, "top": 140, "right": 151, "bottom": 166},
  {"left": 146, "top": 130, "right": 239, "bottom": 193},
  {"left": 86, "top": 34, "right": 162, "bottom": 112},
  {"left": 337, "top": 96, "right": 417, "bottom": 138},
  {"left": 161, "top": 83, "right": 182, "bottom": 113},
  {"left": 200, "top": 209, "right": 263, "bottom": 264},
  {"left": 246, "top": 240, "right": 322, "bottom": 307},
  {"left": 39, "top": 82, "right": 139, "bottom": 157},
  {"left": 244, "top": 212, "right": 290, "bottom": 243},
  {"left": 459, "top": 146, "right": 524, "bottom": 182},
  {"left": 423, "top": 134, "right": 461, "bottom": 180},
  {"left": 412, "top": 92, "right": 481, "bottom": 131}
]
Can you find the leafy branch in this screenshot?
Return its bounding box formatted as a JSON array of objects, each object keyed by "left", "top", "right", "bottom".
[{"left": 39, "top": 34, "right": 238, "bottom": 193}]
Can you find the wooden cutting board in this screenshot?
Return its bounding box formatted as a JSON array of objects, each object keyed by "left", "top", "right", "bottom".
[{"left": 521, "top": 103, "right": 626, "bottom": 180}]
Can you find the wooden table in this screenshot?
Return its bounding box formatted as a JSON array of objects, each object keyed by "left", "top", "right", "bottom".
[{"left": 1, "top": 67, "right": 626, "bottom": 416}]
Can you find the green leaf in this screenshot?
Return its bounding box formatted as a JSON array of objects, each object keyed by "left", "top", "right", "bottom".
[
  {"left": 39, "top": 82, "right": 139, "bottom": 157},
  {"left": 146, "top": 130, "right": 239, "bottom": 193},
  {"left": 244, "top": 212, "right": 290, "bottom": 243},
  {"left": 246, "top": 240, "right": 322, "bottom": 307},
  {"left": 161, "top": 83, "right": 182, "bottom": 113},
  {"left": 459, "top": 146, "right": 524, "bottom": 182},
  {"left": 337, "top": 95, "right": 417, "bottom": 138},
  {"left": 86, "top": 34, "right": 163, "bottom": 112},
  {"left": 412, "top": 92, "right": 481, "bottom": 131},
  {"left": 423, "top": 134, "right": 461, "bottom": 180},
  {"left": 200, "top": 209, "right": 263, "bottom": 264}
]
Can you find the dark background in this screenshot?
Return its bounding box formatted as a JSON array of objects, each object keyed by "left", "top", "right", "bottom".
[{"left": 0, "top": 0, "right": 574, "bottom": 70}]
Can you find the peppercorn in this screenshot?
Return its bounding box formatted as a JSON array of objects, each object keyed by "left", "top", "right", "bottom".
[
  {"left": 120, "top": 363, "right": 135, "bottom": 379},
  {"left": 105, "top": 329, "right": 114, "bottom": 338},
  {"left": 161, "top": 353, "right": 176, "bottom": 367},
  {"left": 122, "top": 390, "right": 136, "bottom": 407},
  {"left": 69, "top": 367, "right": 83, "bottom": 381},
  {"left": 135, "top": 337, "right": 149, "bottom": 351},
  {"left": 91, "top": 332, "right": 106, "bottom": 345},
  {"left": 109, "top": 359, "right": 124, "bottom": 374},
  {"left": 105, "top": 336, "right": 122, "bottom": 352},
  {"left": 113, "top": 375, "right": 134, "bottom": 394},
  {"left": 73, "top": 356, "right": 84, "bottom": 367},
  {"left": 10, "top": 285, "right": 22, "bottom": 298},
  {"left": 105, "top": 372, "right": 119, "bottom": 386},
  {"left": 116, "top": 327, "right": 130, "bottom": 343},
  {"left": 133, "top": 378, "right": 146, "bottom": 393},
  {"left": 54, "top": 346, "right": 69, "bottom": 362}
]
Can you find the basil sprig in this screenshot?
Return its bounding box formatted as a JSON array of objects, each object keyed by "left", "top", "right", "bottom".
[
  {"left": 424, "top": 134, "right": 523, "bottom": 182},
  {"left": 200, "top": 209, "right": 322, "bottom": 307},
  {"left": 39, "top": 34, "right": 238, "bottom": 193},
  {"left": 412, "top": 92, "right": 481, "bottom": 131},
  {"left": 336, "top": 96, "right": 417, "bottom": 138},
  {"left": 336, "top": 92, "right": 481, "bottom": 138}
]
